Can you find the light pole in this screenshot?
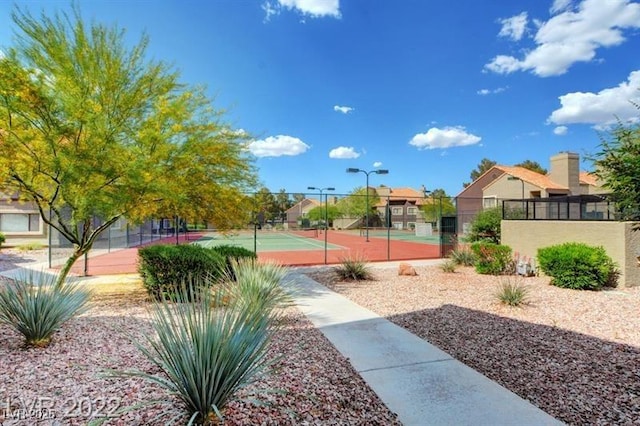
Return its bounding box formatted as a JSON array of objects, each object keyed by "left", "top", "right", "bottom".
[
  {"left": 308, "top": 186, "right": 335, "bottom": 264},
  {"left": 346, "top": 168, "right": 389, "bottom": 242}
]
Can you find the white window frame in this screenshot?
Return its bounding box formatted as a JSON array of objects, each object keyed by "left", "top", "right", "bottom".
[
  {"left": 407, "top": 207, "right": 418, "bottom": 215},
  {"left": 483, "top": 196, "right": 497, "bottom": 209},
  {"left": 0, "top": 211, "right": 43, "bottom": 235},
  {"left": 391, "top": 207, "right": 403, "bottom": 215}
]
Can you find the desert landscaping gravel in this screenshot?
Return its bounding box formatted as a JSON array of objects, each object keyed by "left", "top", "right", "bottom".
[
  {"left": 307, "top": 263, "right": 640, "bottom": 425},
  {"left": 0, "top": 250, "right": 399, "bottom": 425},
  {"left": 3, "top": 248, "right": 640, "bottom": 425}
]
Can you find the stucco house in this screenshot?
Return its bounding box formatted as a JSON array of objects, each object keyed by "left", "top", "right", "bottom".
[
  {"left": 0, "top": 193, "right": 46, "bottom": 246},
  {"left": 374, "top": 186, "right": 427, "bottom": 230},
  {"left": 285, "top": 198, "right": 320, "bottom": 229},
  {"left": 456, "top": 152, "right": 606, "bottom": 234}
]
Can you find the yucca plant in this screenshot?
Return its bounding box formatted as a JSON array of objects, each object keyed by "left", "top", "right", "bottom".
[
  {"left": 222, "top": 259, "right": 291, "bottom": 313},
  {"left": 335, "top": 254, "right": 372, "bottom": 281},
  {"left": 496, "top": 279, "right": 529, "bottom": 307},
  {"left": 440, "top": 259, "right": 457, "bottom": 273},
  {"left": 113, "top": 262, "right": 289, "bottom": 425},
  {"left": 449, "top": 248, "right": 476, "bottom": 266},
  {"left": 0, "top": 271, "right": 91, "bottom": 347}
]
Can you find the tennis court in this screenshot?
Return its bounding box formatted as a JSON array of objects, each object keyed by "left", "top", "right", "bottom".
[
  {"left": 196, "top": 230, "right": 345, "bottom": 252},
  {"left": 349, "top": 228, "right": 441, "bottom": 244}
]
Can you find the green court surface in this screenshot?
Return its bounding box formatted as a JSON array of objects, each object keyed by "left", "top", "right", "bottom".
[
  {"left": 350, "top": 229, "right": 441, "bottom": 244},
  {"left": 195, "top": 231, "right": 343, "bottom": 252}
]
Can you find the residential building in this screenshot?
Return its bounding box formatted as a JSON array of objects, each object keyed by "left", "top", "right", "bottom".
[
  {"left": 374, "top": 186, "right": 427, "bottom": 230},
  {"left": 456, "top": 152, "right": 605, "bottom": 234}
]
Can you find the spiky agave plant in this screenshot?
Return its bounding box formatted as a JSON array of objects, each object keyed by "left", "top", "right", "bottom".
[
  {"left": 496, "top": 278, "right": 529, "bottom": 307},
  {"left": 117, "top": 261, "right": 289, "bottom": 425},
  {"left": 0, "top": 271, "right": 91, "bottom": 347},
  {"left": 223, "top": 258, "right": 291, "bottom": 314}
]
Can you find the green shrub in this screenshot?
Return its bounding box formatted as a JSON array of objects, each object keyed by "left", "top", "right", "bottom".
[
  {"left": 210, "top": 244, "right": 257, "bottom": 280},
  {"left": 17, "top": 242, "right": 44, "bottom": 251},
  {"left": 496, "top": 278, "right": 528, "bottom": 306},
  {"left": 537, "top": 243, "right": 619, "bottom": 290},
  {"left": 440, "top": 260, "right": 457, "bottom": 273},
  {"left": 113, "top": 265, "right": 285, "bottom": 425},
  {"left": 0, "top": 271, "right": 91, "bottom": 347},
  {"left": 471, "top": 242, "right": 514, "bottom": 275},
  {"left": 449, "top": 247, "right": 476, "bottom": 266},
  {"left": 0, "top": 232, "right": 5, "bottom": 249},
  {"left": 466, "top": 207, "right": 502, "bottom": 244},
  {"left": 335, "top": 254, "right": 372, "bottom": 281},
  {"left": 138, "top": 244, "right": 225, "bottom": 300}
]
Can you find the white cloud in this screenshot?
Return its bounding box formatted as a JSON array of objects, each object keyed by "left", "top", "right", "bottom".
[
  {"left": 409, "top": 126, "right": 482, "bottom": 150},
  {"left": 553, "top": 126, "right": 569, "bottom": 135},
  {"left": 548, "top": 70, "right": 640, "bottom": 128},
  {"left": 329, "top": 146, "right": 360, "bottom": 159},
  {"left": 333, "top": 105, "right": 354, "bottom": 114},
  {"left": 249, "top": 135, "right": 310, "bottom": 157},
  {"left": 477, "top": 86, "right": 508, "bottom": 96},
  {"left": 263, "top": 0, "right": 340, "bottom": 20},
  {"left": 550, "top": 0, "right": 573, "bottom": 14},
  {"left": 498, "top": 12, "right": 528, "bottom": 41},
  {"left": 262, "top": 2, "right": 280, "bottom": 21},
  {"left": 485, "top": 0, "right": 640, "bottom": 76},
  {"left": 373, "top": 161, "right": 383, "bottom": 167}
]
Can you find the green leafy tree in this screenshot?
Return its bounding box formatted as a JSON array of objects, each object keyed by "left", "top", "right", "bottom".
[
  {"left": 337, "top": 187, "right": 381, "bottom": 225},
  {"left": 0, "top": 6, "right": 256, "bottom": 285},
  {"left": 420, "top": 188, "right": 456, "bottom": 222},
  {"left": 307, "top": 205, "right": 341, "bottom": 224},
  {"left": 292, "top": 193, "right": 305, "bottom": 204},
  {"left": 592, "top": 118, "right": 640, "bottom": 220},
  {"left": 464, "top": 158, "right": 497, "bottom": 187},
  {"left": 252, "top": 187, "right": 277, "bottom": 224},
  {"left": 515, "top": 160, "right": 547, "bottom": 175},
  {"left": 274, "top": 189, "right": 292, "bottom": 222},
  {"left": 466, "top": 207, "right": 502, "bottom": 244}
]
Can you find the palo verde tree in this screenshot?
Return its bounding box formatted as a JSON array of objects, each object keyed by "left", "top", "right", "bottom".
[
  {"left": 420, "top": 188, "right": 456, "bottom": 223},
  {"left": 337, "top": 186, "right": 381, "bottom": 225},
  {"left": 0, "top": 5, "right": 257, "bottom": 285},
  {"left": 592, "top": 114, "right": 640, "bottom": 220},
  {"left": 307, "top": 205, "right": 341, "bottom": 225}
]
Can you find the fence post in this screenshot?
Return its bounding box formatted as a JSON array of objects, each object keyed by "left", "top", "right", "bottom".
[{"left": 387, "top": 195, "right": 391, "bottom": 261}]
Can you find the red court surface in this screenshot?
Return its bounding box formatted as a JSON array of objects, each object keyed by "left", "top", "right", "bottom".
[{"left": 63, "top": 231, "right": 442, "bottom": 277}]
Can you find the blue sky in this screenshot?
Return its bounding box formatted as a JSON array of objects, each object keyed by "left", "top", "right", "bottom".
[{"left": 1, "top": 0, "right": 639, "bottom": 196}]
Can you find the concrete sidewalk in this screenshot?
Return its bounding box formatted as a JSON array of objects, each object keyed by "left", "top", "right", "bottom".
[{"left": 285, "top": 270, "right": 563, "bottom": 426}]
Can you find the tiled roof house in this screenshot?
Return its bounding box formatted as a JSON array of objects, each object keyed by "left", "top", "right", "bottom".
[{"left": 456, "top": 152, "right": 605, "bottom": 233}]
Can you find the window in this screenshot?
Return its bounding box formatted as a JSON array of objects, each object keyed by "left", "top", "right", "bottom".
[
  {"left": 392, "top": 222, "right": 403, "bottom": 230},
  {"left": 407, "top": 207, "right": 417, "bottom": 215},
  {"left": 0, "top": 213, "right": 40, "bottom": 233},
  {"left": 483, "top": 196, "right": 497, "bottom": 209},
  {"left": 391, "top": 207, "right": 403, "bottom": 215}
]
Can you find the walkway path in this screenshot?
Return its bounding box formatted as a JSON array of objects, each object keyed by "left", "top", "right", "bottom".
[{"left": 285, "top": 268, "right": 564, "bottom": 425}]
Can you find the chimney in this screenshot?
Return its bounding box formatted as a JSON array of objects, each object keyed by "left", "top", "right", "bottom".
[{"left": 549, "top": 152, "right": 580, "bottom": 195}]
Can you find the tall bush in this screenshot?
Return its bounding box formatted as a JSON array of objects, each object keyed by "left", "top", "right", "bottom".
[
  {"left": 466, "top": 208, "right": 502, "bottom": 244},
  {"left": 471, "top": 242, "right": 513, "bottom": 275},
  {"left": 0, "top": 232, "right": 5, "bottom": 249},
  {"left": 537, "top": 243, "right": 618, "bottom": 290},
  {"left": 138, "top": 244, "right": 225, "bottom": 300}
]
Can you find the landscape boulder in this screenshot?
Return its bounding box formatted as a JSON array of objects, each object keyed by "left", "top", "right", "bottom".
[{"left": 398, "top": 262, "right": 418, "bottom": 276}]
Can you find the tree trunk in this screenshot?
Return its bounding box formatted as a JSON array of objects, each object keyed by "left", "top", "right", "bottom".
[{"left": 56, "top": 247, "right": 85, "bottom": 288}]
